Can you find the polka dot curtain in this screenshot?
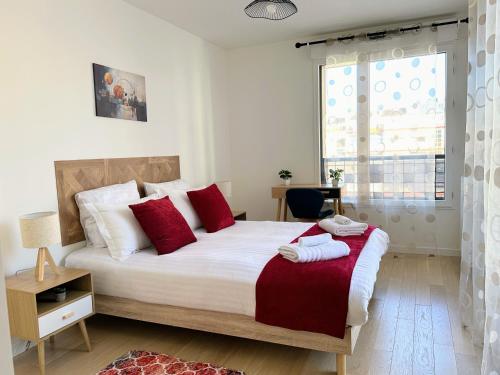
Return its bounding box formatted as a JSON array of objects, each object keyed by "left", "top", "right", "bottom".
[
  {"left": 461, "top": 0, "right": 500, "bottom": 372},
  {"left": 322, "top": 27, "right": 458, "bottom": 254}
]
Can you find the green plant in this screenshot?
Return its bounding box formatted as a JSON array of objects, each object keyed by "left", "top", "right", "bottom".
[
  {"left": 278, "top": 169, "right": 293, "bottom": 180},
  {"left": 329, "top": 168, "right": 344, "bottom": 181}
]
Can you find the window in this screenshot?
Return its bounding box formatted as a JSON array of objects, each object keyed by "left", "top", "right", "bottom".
[{"left": 320, "top": 52, "right": 447, "bottom": 201}]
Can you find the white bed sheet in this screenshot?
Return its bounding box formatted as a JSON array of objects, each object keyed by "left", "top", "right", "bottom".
[{"left": 65, "top": 220, "right": 389, "bottom": 327}]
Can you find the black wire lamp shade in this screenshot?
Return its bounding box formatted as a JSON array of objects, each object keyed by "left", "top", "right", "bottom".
[{"left": 244, "top": 0, "right": 298, "bottom": 20}]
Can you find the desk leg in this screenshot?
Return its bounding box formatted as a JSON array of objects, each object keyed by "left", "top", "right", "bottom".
[
  {"left": 283, "top": 198, "right": 288, "bottom": 222},
  {"left": 275, "top": 198, "right": 283, "bottom": 221},
  {"left": 338, "top": 198, "right": 344, "bottom": 215},
  {"left": 37, "top": 341, "right": 45, "bottom": 375},
  {"left": 332, "top": 199, "right": 338, "bottom": 215}
]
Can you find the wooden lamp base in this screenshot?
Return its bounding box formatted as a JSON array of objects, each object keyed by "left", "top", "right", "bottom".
[{"left": 35, "top": 247, "right": 60, "bottom": 282}]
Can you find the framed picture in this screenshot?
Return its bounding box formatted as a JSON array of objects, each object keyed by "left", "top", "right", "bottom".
[{"left": 92, "top": 63, "right": 147, "bottom": 122}]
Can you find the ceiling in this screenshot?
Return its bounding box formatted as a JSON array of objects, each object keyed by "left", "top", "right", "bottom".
[{"left": 124, "top": 0, "right": 467, "bottom": 49}]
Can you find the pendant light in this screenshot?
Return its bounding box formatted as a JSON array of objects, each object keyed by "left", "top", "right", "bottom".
[{"left": 244, "top": 0, "right": 298, "bottom": 21}]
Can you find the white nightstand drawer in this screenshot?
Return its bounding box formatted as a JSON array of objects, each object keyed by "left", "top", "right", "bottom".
[{"left": 38, "top": 295, "right": 93, "bottom": 338}]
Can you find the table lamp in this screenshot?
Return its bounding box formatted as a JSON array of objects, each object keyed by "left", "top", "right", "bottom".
[
  {"left": 19, "top": 211, "right": 61, "bottom": 282},
  {"left": 216, "top": 181, "right": 232, "bottom": 200}
]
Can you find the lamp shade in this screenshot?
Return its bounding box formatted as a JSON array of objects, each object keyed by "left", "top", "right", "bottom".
[
  {"left": 216, "top": 181, "right": 232, "bottom": 199},
  {"left": 244, "top": 0, "right": 298, "bottom": 20},
  {"left": 19, "top": 212, "right": 61, "bottom": 248}
]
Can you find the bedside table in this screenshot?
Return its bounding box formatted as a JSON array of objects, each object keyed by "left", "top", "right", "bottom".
[
  {"left": 232, "top": 210, "right": 247, "bottom": 221},
  {"left": 6, "top": 267, "right": 94, "bottom": 375}
]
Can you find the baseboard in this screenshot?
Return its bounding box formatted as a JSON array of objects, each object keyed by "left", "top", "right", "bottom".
[{"left": 388, "top": 245, "right": 460, "bottom": 257}]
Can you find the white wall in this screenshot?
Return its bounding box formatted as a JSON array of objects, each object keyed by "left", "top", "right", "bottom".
[
  {"left": 0, "top": 247, "right": 14, "bottom": 374},
  {"left": 0, "top": 0, "right": 231, "bottom": 278},
  {"left": 227, "top": 42, "right": 317, "bottom": 219},
  {"left": 228, "top": 35, "right": 467, "bottom": 255}
]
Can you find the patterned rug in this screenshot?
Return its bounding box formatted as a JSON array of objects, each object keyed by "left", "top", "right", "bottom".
[{"left": 97, "top": 350, "right": 245, "bottom": 375}]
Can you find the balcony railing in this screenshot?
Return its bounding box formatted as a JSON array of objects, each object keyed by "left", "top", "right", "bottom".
[{"left": 321, "top": 154, "right": 445, "bottom": 200}]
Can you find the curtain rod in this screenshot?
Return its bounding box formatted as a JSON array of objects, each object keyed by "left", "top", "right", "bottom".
[{"left": 295, "top": 17, "right": 469, "bottom": 49}]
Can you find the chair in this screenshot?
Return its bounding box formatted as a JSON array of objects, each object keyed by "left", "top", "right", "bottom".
[{"left": 286, "top": 188, "right": 334, "bottom": 221}]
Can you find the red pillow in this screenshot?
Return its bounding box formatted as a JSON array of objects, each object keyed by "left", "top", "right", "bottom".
[
  {"left": 187, "top": 184, "right": 235, "bottom": 233},
  {"left": 129, "top": 196, "right": 196, "bottom": 255}
]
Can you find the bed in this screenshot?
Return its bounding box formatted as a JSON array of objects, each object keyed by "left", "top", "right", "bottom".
[{"left": 55, "top": 156, "right": 389, "bottom": 375}]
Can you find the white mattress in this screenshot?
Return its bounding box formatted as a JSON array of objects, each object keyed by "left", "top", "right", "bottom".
[{"left": 65, "top": 221, "right": 389, "bottom": 327}]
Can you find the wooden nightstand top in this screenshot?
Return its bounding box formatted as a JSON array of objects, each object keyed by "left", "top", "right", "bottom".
[{"left": 6, "top": 267, "right": 90, "bottom": 294}]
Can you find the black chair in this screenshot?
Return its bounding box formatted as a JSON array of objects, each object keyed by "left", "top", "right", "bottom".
[{"left": 286, "top": 188, "right": 334, "bottom": 221}]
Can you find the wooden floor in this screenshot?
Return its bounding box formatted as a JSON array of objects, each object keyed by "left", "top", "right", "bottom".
[{"left": 13, "top": 254, "right": 480, "bottom": 375}]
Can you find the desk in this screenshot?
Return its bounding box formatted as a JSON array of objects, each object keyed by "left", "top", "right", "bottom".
[{"left": 271, "top": 184, "right": 343, "bottom": 221}]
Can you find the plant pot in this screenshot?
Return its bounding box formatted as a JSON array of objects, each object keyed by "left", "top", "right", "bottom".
[
  {"left": 331, "top": 179, "right": 339, "bottom": 187},
  {"left": 283, "top": 179, "right": 291, "bottom": 186}
]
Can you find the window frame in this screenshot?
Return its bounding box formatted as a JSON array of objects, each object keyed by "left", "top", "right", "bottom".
[{"left": 312, "top": 42, "right": 461, "bottom": 210}]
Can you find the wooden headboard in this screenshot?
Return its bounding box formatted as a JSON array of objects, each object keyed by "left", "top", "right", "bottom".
[{"left": 54, "top": 156, "right": 180, "bottom": 246}]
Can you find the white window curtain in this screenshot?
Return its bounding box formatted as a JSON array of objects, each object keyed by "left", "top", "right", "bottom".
[
  {"left": 461, "top": 0, "right": 500, "bottom": 372},
  {"left": 317, "top": 26, "right": 458, "bottom": 254}
]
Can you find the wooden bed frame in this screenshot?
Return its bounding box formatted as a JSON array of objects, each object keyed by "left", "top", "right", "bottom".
[{"left": 54, "top": 156, "right": 359, "bottom": 375}]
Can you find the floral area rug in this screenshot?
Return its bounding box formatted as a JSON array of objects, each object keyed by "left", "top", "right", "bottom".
[{"left": 97, "top": 350, "right": 246, "bottom": 375}]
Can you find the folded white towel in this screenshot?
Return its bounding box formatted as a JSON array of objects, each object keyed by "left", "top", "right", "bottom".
[
  {"left": 329, "top": 229, "right": 365, "bottom": 237},
  {"left": 334, "top": 214, "right": 352, "bottom": 225},
  {"left": 319, "top": 218, "right": 368, "bottom": 237},
  {"left": 279, "top": 240, "right": 350, "bottom": 263},
  {"left": 298, "top": 233, "right": 332, "bottom": 247}
]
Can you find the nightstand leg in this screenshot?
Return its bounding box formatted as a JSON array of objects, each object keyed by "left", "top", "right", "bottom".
[
  {"left": 79, "top": 320, "right": 92, "bottom": 352},
  {"left": 37, "top": 341, "right": 45, "bottom": 375}
]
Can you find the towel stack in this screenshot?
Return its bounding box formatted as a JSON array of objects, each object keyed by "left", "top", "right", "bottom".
[
  {"left": 278, "top": 233, "right": 350, "bottom": 263},
  {"left": 319, "top": 215, "right": 368, "bottom": 237}
]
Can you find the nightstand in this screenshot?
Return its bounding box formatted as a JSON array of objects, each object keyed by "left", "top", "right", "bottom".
[
  {"left": 232, "top": 210, "right": 247, "bottom": 221},
  {"left": 6, "top": 267, "right": 94, "bottom": 375}
]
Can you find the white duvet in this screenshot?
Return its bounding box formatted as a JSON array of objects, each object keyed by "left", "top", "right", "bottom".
[{"left": 65, "top": 220, "right": 389, "bottom": 327}]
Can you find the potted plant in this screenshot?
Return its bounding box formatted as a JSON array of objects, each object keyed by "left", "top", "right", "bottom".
[
  {"left": 329, "top": 168, "right": 344, "bottom": 187},
  {"left": 278, "top": 169, "right": 293, "bottom": 186}
]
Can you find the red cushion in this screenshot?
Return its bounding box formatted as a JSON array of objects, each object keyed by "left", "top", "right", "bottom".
[
  {"left": 129, "top": 196, "right": 196, "bottom": 255},
  {"left": 187, "top": 184, "right": 235, "bottom": 233}
]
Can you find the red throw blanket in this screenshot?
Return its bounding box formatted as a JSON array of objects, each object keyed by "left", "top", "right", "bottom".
[{"left": 255, "top": 224, "right": 377, "bottom": 338}]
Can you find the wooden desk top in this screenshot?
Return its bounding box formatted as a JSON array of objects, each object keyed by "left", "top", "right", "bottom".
[{"left": 271, "top": 184, "right": 341, "bottom": 199}]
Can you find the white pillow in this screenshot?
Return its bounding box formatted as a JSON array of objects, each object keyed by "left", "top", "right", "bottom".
[
  {"left": 144, "top": 179, "right": 190, "bottom": 196},
  {"left": 85, "top": 196, "right": 156, "bottom": 261},
  {"left": 75, "top": 180, "right": 140, "bottom": 248},
  {"left": 143, "top": 180, "right": 202, "bottom": 230},
  {"left": 164, "top": 189, "right": 202, "bottom": 230}
]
